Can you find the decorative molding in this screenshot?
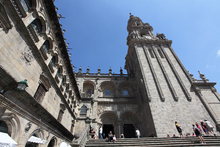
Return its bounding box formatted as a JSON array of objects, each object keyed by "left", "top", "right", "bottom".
[
  {"left": 143, "top": 45, "right": 165, "bottom": 102},
  {"left": 152, "top": 45, "right": 178, "bottom": 101},
  {"left": 21, "top": 46, "right": 34, "bottom": 65}
]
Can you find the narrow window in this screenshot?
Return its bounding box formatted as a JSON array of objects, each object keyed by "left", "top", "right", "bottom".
[
  {"left": 57, "top": 110, "right": 64, "bottom": 122},
  {"left": 158, "top": 49, "right": 164, "bottom": 58},
  {"left": 34, "top": 84, "right": 47, "bottom": 102},
  {"left": 57, "top": 104, "right": 65, "bottom": 122},
  {"left": 80, "top": 105, "right": 88, "bottom": 116},
  {"left": 148, "top": 48, "right": 155, "bottom": 58}
]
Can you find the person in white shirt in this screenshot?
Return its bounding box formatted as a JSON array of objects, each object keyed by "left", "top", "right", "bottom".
[
  {"left": 99, "top": 127, "right": 103, "bottom": 139},
  {"left": 136, "top": 129, "right": 140, "bottom": 138}
]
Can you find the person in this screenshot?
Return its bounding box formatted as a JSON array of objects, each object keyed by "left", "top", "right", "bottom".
[
  {"left": 120, "top": 133, "right": 124, "bottom": 138},
  {"left": 91, "top": 128, "right": 96, "bottom": 139},
  {"left": 175, "top": 121, "right": 183, "bottom": 137},
  {"left": 108, "top": 131, "right": 113, "bottom": 142},
  {"left": 204, "top": 120, "right": 214, "bottom": 135},
  {"left": 200, "top": 120, "right": 208, "bottom": 135},
  {"left": 112, "top": 135, "right": 117, "bottom": 143},
  {"left": 99, "top": 127, "right": 103, "bottom": 139},
  {"left": 192, "top": 124, "right": 205, "bottom": 144},
  {"left": 136, "top": 129, "right": 140, "bottom": 138},
  {"left": 195, "top": 122, "right": 203, "bottom": 134}
]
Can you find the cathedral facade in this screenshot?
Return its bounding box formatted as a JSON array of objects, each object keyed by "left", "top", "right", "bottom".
[
  {"left": 75, "top": 15, "right": 220, "bottom": 138},
  {"left": 0, "top": 0, "right": 220, "bottom": 147}
]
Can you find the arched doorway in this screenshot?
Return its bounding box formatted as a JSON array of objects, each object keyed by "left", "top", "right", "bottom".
[
  {"left": 25, "top": 133, "right": 39, "bottom": 147},
  {"left": 47, "top": 137, "right": 56, "bottom": 147},
  {"left": 25, "top": 129, "right": 45, "bottom": 147},
  {"left": 121, "top": 111, "right": 138, "bottom": 138},
  {"left": 100, "top": 111, "right": 118, "bottom": 138},
  {"left": 0, "top": 120, "right": 9, "bottom": 134}
]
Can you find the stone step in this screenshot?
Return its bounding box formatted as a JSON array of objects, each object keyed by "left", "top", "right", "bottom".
[{"left": 86, "top": 136, "right": 220, "bottom": 147}]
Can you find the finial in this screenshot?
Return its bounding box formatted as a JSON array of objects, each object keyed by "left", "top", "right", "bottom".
[
  {"left": 97, "top": 67, "right": 101, "bottom": 74},
  {"left": 198, "top": 70, "right": 208, "bottom": 81},
  {"left": 78, "top": 66, "right": 82, "bottom": 73},
  {"left": 109, "top": 67, "right": 112, "bottom": 75},
  {"left": 86, "top": 66, "right": 90, "bottom": 73},
  {"left": 120, "top": 67, "right": 123, "bottom": 75}
]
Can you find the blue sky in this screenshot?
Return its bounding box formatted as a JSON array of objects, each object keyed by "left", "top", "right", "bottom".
[{"left": 55, "top": 0, "right": 220, "bottom": 91}]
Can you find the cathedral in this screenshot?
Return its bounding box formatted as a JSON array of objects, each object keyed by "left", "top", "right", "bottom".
[{"left": 0, "top": 0, "right": 220, "bottom": 147}]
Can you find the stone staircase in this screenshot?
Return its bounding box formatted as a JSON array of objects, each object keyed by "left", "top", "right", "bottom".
[{"left": 86, "top": 136, "right": 220, "bottom": 147}]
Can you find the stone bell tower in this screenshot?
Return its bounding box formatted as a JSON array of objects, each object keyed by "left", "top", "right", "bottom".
[{"left": 125, "top": 14, "right": 220, "bottom": 136}]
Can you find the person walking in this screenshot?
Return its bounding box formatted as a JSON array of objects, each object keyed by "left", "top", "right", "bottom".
[
  {"left": 99, "top": 127, "right": 103, "bottom": 139},
  {"left": 136, "top": 129, "right": 140, "bottom": 138},
  {"left": 200, "top": 120, "right": 208, "bottom": 135},
  {"left": 193, "top": 124, "right": 205, "bottom": 144},
  {"left": 175, "top": 121, "right": 183, "bottom": 137},
  {"left": 204, "top": 120, "right": 214, "bottom": 135}
]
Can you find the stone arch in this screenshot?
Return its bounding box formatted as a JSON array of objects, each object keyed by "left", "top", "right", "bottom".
[
  {"left": 100, "top": 81, "right": 116, "bottom": 97},
  {"left": 47, "top": 136, "right": 57, "bottom": 147},
  {"left": 0, "top": 3, "right": 12, "bottom": 33},
  {"left": 83, "top": 81, "right": 95, "bottom": 98},
  {"left": 100, "top": 111, "right": 118, "bottom": 137},
  {"left": 25, "top": 128, "right": 44, "bottom": 147},
  {"left": 0, "top": 112, "right": 20, "bottom": 139},
  {"left": 120, "top": 111, "right": 139, "bottom": 138},
  {"left": 100, "top": 111, "right": 118, "bottom": 124}
]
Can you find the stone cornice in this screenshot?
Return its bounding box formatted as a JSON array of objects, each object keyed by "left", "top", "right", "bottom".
[
  {"left": 192, "top": 80, "right": 216, "bottom": 87},
  {"left": 127, "top": 38, "right": 172, "bottom": 47},
  {"left": 43, "top": 0, "right": 81, "bottom": 101}
]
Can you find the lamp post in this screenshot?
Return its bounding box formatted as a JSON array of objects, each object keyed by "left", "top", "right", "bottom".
[
  {"left": 0, "top": 79, "right": 28, "bottom": 94},
  {"left": 17, "top": 79, "right": 28, "bottom": 91}
]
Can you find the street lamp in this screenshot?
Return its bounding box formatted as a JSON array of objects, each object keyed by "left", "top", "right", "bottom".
[
  {"left": 0, "top": 79, "right": 28, "bottom": 94},
  {"left": 17, "top": 79, "right": 28, "bottom": 91}
]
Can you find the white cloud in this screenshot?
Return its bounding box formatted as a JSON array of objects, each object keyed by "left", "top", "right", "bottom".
[{"left": 217, "top": 50, "right": 220, "bottom": 57}]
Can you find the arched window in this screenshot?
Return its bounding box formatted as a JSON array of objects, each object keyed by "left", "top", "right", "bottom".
[
  {"left": 80, "top": 105, "right": 88, "bottom": 116},
  {"left": 0, "top": 121, "right": 8, "bottom": 134},
  {"left": 42, "top": 40, "right": 50, "bottom": 53},
  {"left": 100, "top": 81, "right": 115, "bottom": 97},
  {"left": 83, "top": 82, "right": 94, "bottom": 98},
  {"left": 49, "top": 55, "right": 58, "bottom": 72},
  {"left": 104, "top": 89, "right": 112, "bottom": 97},
  {"left": 31, "top": 18, "right": 43, "bottom": 34},
  {"left": 120, "top": 89, "right": 129, "bottom": 96},
  {"left": 57, "top": 67, "right": 63, "bottom": 78},
  {"left": 40, "top": 40, "right": 50, "bottom": 60},
  {"left": 20, "top": 0, "right": 33, "bottom": 12}
]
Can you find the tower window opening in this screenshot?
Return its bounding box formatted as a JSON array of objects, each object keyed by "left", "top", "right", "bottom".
[
  {"left": 148, "top": 49, "right": 155, "bottom": 58},
  {"left": 158, "top": 49, "right": 164, "bottom": 58}
]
